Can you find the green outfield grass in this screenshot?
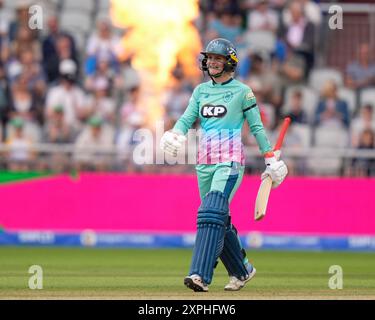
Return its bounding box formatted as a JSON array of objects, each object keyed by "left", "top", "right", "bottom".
[{"left": 1, "top": 247, "right": 375, "bottom": 299}]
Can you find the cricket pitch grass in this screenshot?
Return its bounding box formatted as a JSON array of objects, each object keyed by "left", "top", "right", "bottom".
[{"left": 1, "top": 247, "right": 375, "bottom": 300}]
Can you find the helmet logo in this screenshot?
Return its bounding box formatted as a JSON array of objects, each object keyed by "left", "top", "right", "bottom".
[
  {"left": 229, "top": 53, "right": 238, "bottom": 63},
  {"left": 201, "top": 104, "right": 227, "bottom": 118}
]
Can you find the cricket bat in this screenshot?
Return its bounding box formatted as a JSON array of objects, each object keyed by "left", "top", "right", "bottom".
[{"left": 254, "top": 117, "right": 291, "bottom": 221}]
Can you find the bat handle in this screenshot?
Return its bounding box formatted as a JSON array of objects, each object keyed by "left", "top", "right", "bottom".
[{"left": 274, "top": 117, "right": 291, "bottom": 151}]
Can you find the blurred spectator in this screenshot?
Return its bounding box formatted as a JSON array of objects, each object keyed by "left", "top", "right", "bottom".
[
  {"left": 85, "top": 77, "right": 116, "bottom": 125},
  {"left": 42, "top": 105, "right": 75, "bottom": 172},
  {"left": 351, "top": 128, "right": 375, "bottom": 176},
  {"left": 9, "top": 26, "right": 41, "bottom": 62},
  {"left": 351, "top": 104, "right": 375, "bottom": 148},
  {"left": 120, "top": 86, "right": 145, "bottom": 128},
  {"left": 0, "top": 0, "right": 10, "bottom": 61},
  {"left": 246, "top": 0, "right": 279, "bottom": 33},
  {"left": 284, "top": 90, "right": 308, "bottom": 124},
  {"left": 247, "top": 78, "right": 275, "bottom": 130},
  {"left": 270, "top": 118, "right": 308, "bottom": 175},
  {"left": 120, "top": 57, "right": 141, "bottom": 91},
  {"left": 163, "top": 79, "right": 191, "bottom": 126},
  {"left": 17, "top": 50, "right": 46, "bottom": 124},
  {"left": 43, "top": 105, "right": 75, "bottom": 144},
  {"left": 242, "top": 0, "right": 286, "bottom": 11},
  {"left": 45, "top": 60, "right": 89, "bottom": 129},
  {"left": 0, "top": 0, "right": 9, "bottom": 33},
  {"left": 314, "top": 80, "right": 350, "bottom": 129},
  {"left": 8, "top": 3, "right": 36, "bottom": 42},
  {"left": 116, "top": 111, "right": 145, "bottom": 172},
  {"left": 17, "top": 50, "right": 46, "bottom": 93},
  {"left": 5, "top": 117, "right": 35, "bottom": 171},
  {"left": 282, "top": 0, "right": 315, "bottom": 77},
  {"left": 206, "top": 0, "right": 242, "bottom": 21},
  {"left": 273, "top": 44, "right": 305, "bottom": 107},
  {"left": 345, "top": 43, "right": 375, "bottom": 91},
  {"left": 8, "top": 72, "right": 38, "bottom": 123},
  {"left": 5, "top": 48, "right": 46, "bottom": 124},
  {"left": 85, "top": 57, "right": 122, "bottom": 93},
  {"left": 205, "top": 11, "right": 243, "bottom": 46},
  {"left": 74, "top": 116, "right": 115, "bottom": 171},
  {"left": 242, "top": 78, "right": 274, "bottom": 151},
  {"left": 283, "top": 0, "right": 322, "bottom": 27},
  {"left": 239, "top": 53, "right": 279, "bottom": 105},
  {"left": 0, "top": 61, "right": 7, "bottom": 136},
  {"left": 85, "top": 19, "right": 123, "bottom": 76},
  {"left": 42, "top": 16, "right": 78, "bottom": 83}
]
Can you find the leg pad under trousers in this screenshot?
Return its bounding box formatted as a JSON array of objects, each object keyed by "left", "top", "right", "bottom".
[
  {"left": 189, "top": 191, "right": 229, "bottom": 285},
  {"left": 220, "top": 223, "right": 249, "bottom": 281}
]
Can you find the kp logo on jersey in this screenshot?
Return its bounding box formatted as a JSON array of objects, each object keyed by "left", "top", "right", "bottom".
[{"left": 201, "top": 104, "right": 227, "bottom": 118}]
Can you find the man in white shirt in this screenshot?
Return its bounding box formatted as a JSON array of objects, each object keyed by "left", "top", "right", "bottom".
[
  {"left": 45, "top": 60, "right": 88, "bottom": 129},
  {"left": 247, "top": 0, "right": 279, "bottom": 33}
]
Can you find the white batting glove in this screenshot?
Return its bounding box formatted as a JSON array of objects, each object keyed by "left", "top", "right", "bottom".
[
  {"left": 261, "top": 156, "right": 288, "bottom": 188},
  {"left": 160, "top": 131, "right": 187, "bottom": 157}
]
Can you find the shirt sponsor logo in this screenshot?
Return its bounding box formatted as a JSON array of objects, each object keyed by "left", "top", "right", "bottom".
[{"left": 201, "top": 104, "right": 227, "bottom": 118}]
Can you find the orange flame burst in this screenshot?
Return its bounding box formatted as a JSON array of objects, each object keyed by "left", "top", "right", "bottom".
[{"left": 111, "top": 0, "right": 202, "bottom": 125}]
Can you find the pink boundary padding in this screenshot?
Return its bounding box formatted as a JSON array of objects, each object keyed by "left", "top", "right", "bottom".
[{"left": 0, "top": 174, "right": 374, "bottom": 235}]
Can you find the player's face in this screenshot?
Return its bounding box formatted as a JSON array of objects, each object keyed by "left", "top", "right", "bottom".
[{"left": 207, "top": 54, "right": 226, "bottom": 75}]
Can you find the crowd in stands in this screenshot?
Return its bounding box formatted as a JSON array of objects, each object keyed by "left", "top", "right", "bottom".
[{"left": 0, "top": 0, "right": 374, "bottom": 176}]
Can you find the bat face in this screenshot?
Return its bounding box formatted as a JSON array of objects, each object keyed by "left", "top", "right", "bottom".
[
  {"left": 253, "top": 117, "right": 290, "bottom": 221},
  {"left": 254, "top": 177, "right": 273, "bottom": 221}
]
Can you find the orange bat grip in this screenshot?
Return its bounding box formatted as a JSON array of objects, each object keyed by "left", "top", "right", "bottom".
[{"left": 274, "top": 117, "right": 291, "bottom": 151}]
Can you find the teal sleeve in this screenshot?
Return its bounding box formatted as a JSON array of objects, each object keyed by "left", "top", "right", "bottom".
[
  {"left": 244, "top": 107, "right": 272, "bottom": 154},
  {"left": 173, "top": 87, "right": 199, "bottom": 135},
  {"left": 242, "top": 87, "right": 272, "bottom": 154}
]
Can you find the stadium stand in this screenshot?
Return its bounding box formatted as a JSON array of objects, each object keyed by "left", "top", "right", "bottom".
[{"left": 0, "top": 0, "right": 374, "bottom": 176}]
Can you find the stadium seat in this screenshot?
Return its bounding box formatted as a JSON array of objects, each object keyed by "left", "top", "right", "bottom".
[
  {"left": 308, "top": 68, "right": 344, "bottom": 93},
  {"left": 359, "top": 87, "right": 375, "bottom": 108},
  {"left": 98, "top": 0, "right": 110, "bottom": 11},
  {"left": 95, "top": 12, "right": 111, "bottom": 24},
  {"left": 337, "top": 87, "right": 357, "bottom": 116},
  {"left": 62, "top": 0, "right": 96, "bottom": 13},
  {"left": 308, "top": 126, "right": 349, "bottom": 175},
  {"left": 6, "top": 122, "right": 42, "bottom": 143},
  {"left": 282, "top": 85, "right": 319, "bottom": 123},
  {"left": 292, "top": 124, "right": 312, "bottom": 148},
  {"left": 34, "top": 0, "right": 59, "bottom": 10},
  {"left": 3, "top": 0, "right": 19, "bottom": 9},
  {"left": 0, "top": 7, "right": 15, "bottom": 21},
  {"left": 314, "top": 126, "right": 349, "bottom": 148},
  {"left": 243, "top": 30, "right": 276, "bottom": 54},
  {"left": 72, "top": 31, "right": 88, "bottom": 51},
  {"left": 59, "top": 10, "right": 93, "bottom": 34}
]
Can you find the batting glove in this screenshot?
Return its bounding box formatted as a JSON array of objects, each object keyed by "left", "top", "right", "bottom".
[
  {"left": 261, "top": 156, "right": 288, "bottom": 188},
  {"left": 160, "top": 131, "right": 187, "bottom": 157}
]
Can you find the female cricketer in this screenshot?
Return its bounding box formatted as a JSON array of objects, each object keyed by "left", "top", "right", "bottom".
[{"left": 160, "top": 38, "right": 288, "bottom": 292}]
